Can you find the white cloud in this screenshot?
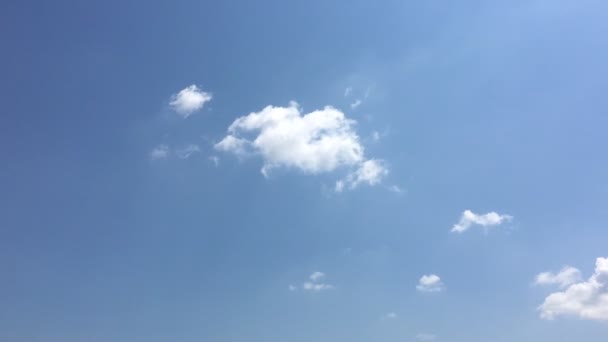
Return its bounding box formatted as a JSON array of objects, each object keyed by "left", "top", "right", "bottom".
[
  {"left": 215, "top": 135, "right": 249, "bottom": 157},
  {"left": 335, "top": 159, "right": 388, "bottom": 192},
  {"left": 350, "top": 99, "right": 362, "bottom": 109},
  {"left": 169, "top": 85, "right": 212, "bottom": 118},
  {"left": 535, "top": 266, "right": 582, "bottom": 288},
  {"left": 175, "top": 144, "right": 201, "bottom": 159},
  {"left": 216, "top": 103, "right": 362, "bottom": 172},
  {"left": 385, "top": 312, "right": 397, "bottom": 319},
  {"left": 416, "top": 333, "right": 437, "bottom": 341},
  {"left": 302, "top": 282, "right": 335, "bottom": 292},
  {"left": 451, "top": 210, "right": 513, "bottom": 233},
  {"left": 357, "top": 162, "right": 385, "bottom": 185},
  {"left": 417, "top": 274, "right": 444, "bottom": 293},
  {"left": 288, "top": 284, "right": 297, "bottom": 291},
  {"left": 297, "top": 271, "right": 335, "bottom": 292},
  {"left": 538, "top": 257, "right": 608, "bottom": 321},
  {"left": 215, "top": 102, "right": 387, "bottom": 189},
  {"left": 149, "top": 144, "right": 169, "bottom": 160}
]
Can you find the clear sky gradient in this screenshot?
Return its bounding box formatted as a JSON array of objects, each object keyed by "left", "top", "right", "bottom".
[{"left": 1, "top": 0, "right": 607, "bottom": 341}]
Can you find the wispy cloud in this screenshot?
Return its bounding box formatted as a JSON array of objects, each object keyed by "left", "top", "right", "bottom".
[
  {"left": 335, "top": 159, "right": 388, "bottom": 192},
  {"left": 388, "top": 185, "right": 403, "bottom": 193},
  {"left": 371, "top": 130, "right": 381, "bottom": 142},
  {"left": 344, "top": 85, "right": 372, "bottom": 110},
  {"left": 149, "top": 144, "right": 170, "bottom": 160},
  {"left": 385, "top": 312, "right": 397, "bottom": 319},
  {"left": 451, "top": 210, "right": 513, "bottom": 233},
  {"left": 169, "top": 85, "right": 212, "bottom": 118},
  {"left": 208, "top": 155, "right": 220, "bottom": 167},
  {"left": 344, "top": 86, "right": 353, "bottom": 97},
  {"left": 175, "top": 144, "right": 201, "bottom": 159},
  {"left": 149, "top": 143, "right": 204, "bottom": 161}
]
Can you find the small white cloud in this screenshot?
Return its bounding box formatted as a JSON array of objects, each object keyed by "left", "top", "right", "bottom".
[
  {"left": 538, "top": 257, "right": 608, "bottom": 321},
  {"left": 344, "top": 87, "right": 353, "bottom": 97},
  {"left": 169, "top": 85, "right": 212, "bottom": 118},
  {"left": 416, "top": 333, "right": 437, "bottom": 341},
  {"left": 385, "top": 312, "right": 397, "bottom": 319},
  {"left": 417, "top": 274, "right": 444, "bottom": 293},
  {"left": 302, "top": 282, "right": 335, "bottom": 292},
  {"left": 215, "top": 102, "right": 388, "bottom": 190},
  {"left": 288, "top": 284, "right": 297, "bottom": 291},
  {"left": 175, "top": 144, "right": 200, "bottom": 159},
  {"left": 350, "top": 99, "right": 362, "bottom": 109},
  {"left": 149, "top": 144, "right": 169, "bottom": 160},
  {"left": 296, "top": 271, "right": 335, "bottom": 292},
  {"left": 535, "top": 266, "right": 582, "bottom": 288},
  {"left": 451, "top": 210, "right": 513, "bottom": 233},
  {"left": 335, "top": 159, "right": 388, "bottom": 192}
]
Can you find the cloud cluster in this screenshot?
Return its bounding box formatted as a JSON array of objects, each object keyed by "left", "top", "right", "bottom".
[
  {"left": 170, "top": 85, "right": 212, "bottom": 118},
  {"left": 149, "top": 84, "right": 212, "bottom": 161},
  {"left": 303, "top": 271, "right": 334, "bottom": 292},
  {"left": 156, "top": 87, "right": 390, "bottom": 191},
  {"left": 451, "top": 210, "right": 512, "bottom": 233},
  {"left": 538, "top": 257, "right": 608, "bottom": 321},
  {"left": 417, "top": 274, "right": 444, "bottom": 293},
  {"left": 215, "top": 102, "right": 387, "bottom": 190}
]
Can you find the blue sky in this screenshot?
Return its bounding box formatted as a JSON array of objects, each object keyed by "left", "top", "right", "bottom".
[{"left": 1, "top": 0, "right": 608, "bottom": 341}]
